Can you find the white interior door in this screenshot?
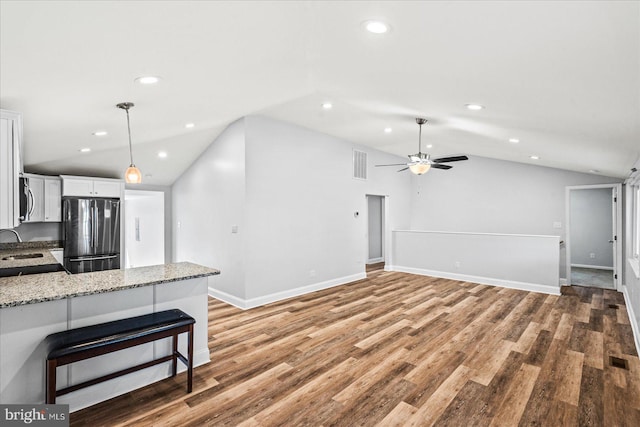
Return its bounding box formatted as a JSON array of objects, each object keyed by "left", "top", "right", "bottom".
[{"left": 124, "top": 190, "right": 165, "bottom": 268}]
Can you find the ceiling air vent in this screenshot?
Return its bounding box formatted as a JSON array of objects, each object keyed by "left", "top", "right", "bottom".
[{"left": 353, "top": 150, "right": 367, "bottom": 180}]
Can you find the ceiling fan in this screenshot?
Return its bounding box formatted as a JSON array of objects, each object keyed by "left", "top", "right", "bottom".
[{"left": 375, "top": 118, "right": 468, "bottom": 175}]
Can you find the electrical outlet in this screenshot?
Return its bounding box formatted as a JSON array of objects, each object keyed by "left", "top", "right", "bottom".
[
  {"left": 310, "top": 269, "right": 316, "bottom": 278},
  {"left": 590, "top": 253, "right": 596, "bottom": 259},
  {"left": 455, "top": 261, "right": 461, "bottom": 268}
]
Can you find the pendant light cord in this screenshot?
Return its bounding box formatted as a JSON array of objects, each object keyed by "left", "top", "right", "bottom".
[
  {"left": 418, "top": 122, "right": 422, "bottom": 155},
  {"left": 125, "top": 108, "right": 134, "bottom": 166}
]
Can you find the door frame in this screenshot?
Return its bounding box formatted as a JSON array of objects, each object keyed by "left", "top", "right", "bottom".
[
  {"left": 365, "top": 194, "right": 388, "bottom": 266},
  {"left": 565, "top": 183, "right": 622, "bottom": 290}
]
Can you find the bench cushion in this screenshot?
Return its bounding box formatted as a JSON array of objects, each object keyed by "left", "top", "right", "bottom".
[{"left": 46, "top": 309, "right": 195, "bottom": 360}]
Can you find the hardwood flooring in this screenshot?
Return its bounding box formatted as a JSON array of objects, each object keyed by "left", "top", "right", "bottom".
[{"left": 70, "top": 271, "right": 640, "bottom": 426}]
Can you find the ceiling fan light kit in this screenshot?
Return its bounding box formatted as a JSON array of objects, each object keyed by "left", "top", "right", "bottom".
[{"left": 375, "top": 117, "right": 468, "bottom": 175}]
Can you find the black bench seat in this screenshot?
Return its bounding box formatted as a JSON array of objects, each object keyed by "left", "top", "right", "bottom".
[{"left": 45, "top": 309, "right": 195, "bottom": 404}]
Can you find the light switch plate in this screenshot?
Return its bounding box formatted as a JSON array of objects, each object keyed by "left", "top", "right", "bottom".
[{"left": 553, "top": 221, "right": 562, "bottom": 229}]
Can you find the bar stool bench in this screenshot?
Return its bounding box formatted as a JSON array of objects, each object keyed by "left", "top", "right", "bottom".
[{"left": 45, "top": 309, "right": 195, "bottom": 404}]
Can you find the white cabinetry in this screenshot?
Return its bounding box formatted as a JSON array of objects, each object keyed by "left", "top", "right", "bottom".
[
  {"left": 22, "top": 174, "right": 62, "bottom": 223},
  {"left": 45, "top": 178, "right": 62, "bottom": 221},
  {"left": 0, "top": 110, "right": 23, "bottom": 229},
  {"left": 61, "top": 176, "right": 122, "bottom": 198}
]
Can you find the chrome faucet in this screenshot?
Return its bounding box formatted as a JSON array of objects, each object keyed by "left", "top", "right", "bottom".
[{"left": 0, "top": 229, "right": 23, "bottom": 243}]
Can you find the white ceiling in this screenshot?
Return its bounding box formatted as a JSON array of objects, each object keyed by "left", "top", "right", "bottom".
[{"left": 1, "top": 1, "right": 639, "bottom": 185}]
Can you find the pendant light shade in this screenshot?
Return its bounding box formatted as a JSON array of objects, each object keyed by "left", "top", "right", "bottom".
[
  {"left": 116, "top": 102, "right": 142, "bottom": 184},
  {"left": 125, "top": 165, "right": 142, "bottom": 183}
]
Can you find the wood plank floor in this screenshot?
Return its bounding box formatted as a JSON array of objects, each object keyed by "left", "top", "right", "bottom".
[{"left": 71, "top": 271, "right": 640, "bottom": 426}]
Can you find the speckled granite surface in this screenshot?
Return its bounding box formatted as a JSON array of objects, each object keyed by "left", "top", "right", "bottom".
[
  {"left": 0, "top": 240, "right": 63, "bottom": 251},
  {"left": 0, "top": 262, "right": 220, "bottom": 308},
  {"left": 0, "top": 247, "right": 61, "bottom": 268}
]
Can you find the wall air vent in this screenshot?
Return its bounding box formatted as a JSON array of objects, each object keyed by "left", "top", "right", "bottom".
[{"left": 353, "top": 150, "right": 367, "bottom": 180}]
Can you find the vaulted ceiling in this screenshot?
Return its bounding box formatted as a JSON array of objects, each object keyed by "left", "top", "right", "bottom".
[{"left": 1, "top": 1, "right": 638, "bottom": 185}]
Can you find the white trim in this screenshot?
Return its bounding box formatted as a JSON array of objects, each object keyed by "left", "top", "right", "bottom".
[
  {"left": 208, "top": 273, "right": 367, "bottom": 310},
  {"left": 570, "top": 264, "right": 614, "bottom": 271},
  {"left": 622, "top": 285, "right": 640, "bottom": 357},
  {"left": 392, "top": 230, "right": 558, "bottom": 239},
  {"left": 367, "top": 257, "right": 384, "bottom": 264},
  {"left": 560, "top": 278, "right": 568, "bottom": 286},
  {"left": 390, "top": 265, "right": 561, "bottom": 295}
]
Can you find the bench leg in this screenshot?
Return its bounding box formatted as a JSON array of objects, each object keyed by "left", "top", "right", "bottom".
[
  {"left": 46, "top": 359, "right": 57, "bottom": 404},
  {"left": 172, "top": 333, "right": 178, "bottom": 377},
  {"left": 187, "top": 324, "right": 194, "bottom": 393}
]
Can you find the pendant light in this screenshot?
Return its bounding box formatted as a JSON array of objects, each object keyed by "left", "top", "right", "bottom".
[{"left": 117, "top": 102, "right": 142, "bottom": 184}]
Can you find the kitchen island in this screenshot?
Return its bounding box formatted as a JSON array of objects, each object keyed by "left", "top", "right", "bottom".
[{"left": 0, "top": 261, "right": 219, "bottom": 412}]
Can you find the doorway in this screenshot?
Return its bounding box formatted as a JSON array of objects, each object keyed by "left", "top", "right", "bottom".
[
  {"left": 566, "top": 184, "right": 622, "bottom": 290},
  {"left": 124, "top": 190, "right": 165, "bottom": 268},
  {"left": 366, "top": 195, "right": 385, "bottom": 272}
]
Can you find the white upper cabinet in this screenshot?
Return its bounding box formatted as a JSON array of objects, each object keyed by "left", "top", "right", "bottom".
[
  {"left": 21, "top": 173, "right": 62, "bottom": 223},
  {"left": 61, "top": 176, "right": 122, "bottom": 198},
  {"left": 0, "top": 110, "right": 23, "bottom": 229},
  {"left": 44, "top": 178, "right": 62, "bottom": 222}
]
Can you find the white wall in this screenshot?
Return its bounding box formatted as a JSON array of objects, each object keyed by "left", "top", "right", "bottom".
[
  {"left": 172, "top": 118, "right": 246, "bottom": 299},
  {"left": 409, "top": 155, "right": 622, "bottom": 277},
  {"left": 242, "top": 116, "right": 411, "bottom": 301},
  {"left": 570, "top": 188, "right": 613, "bottom": 268},
  {"left": 1, "top": 222, "right": 61, "bottom": 243},
  {"left": 124, "top": 190, "right": 165, "bottom": 268},
  {"left": 392, "top": 230, "right": 560, "bottom": 294},
  {"left": 172, "top": 116, "right": 411, "bottom": 306}
]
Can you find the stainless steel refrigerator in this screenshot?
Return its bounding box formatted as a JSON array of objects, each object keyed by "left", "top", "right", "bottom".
[{"left": 63, "top": 197, "right": 121, "bottom": 274}]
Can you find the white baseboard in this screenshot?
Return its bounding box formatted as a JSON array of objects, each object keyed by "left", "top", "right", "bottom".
[
  {"left": 571, "top": 264, "right": 614, "bottom": 271},
  {"left": 208, "top": 272, "right": 367, "bottom": 310},
  {"left": 367, "top": 258, "right": 384, "bottom": 264},
  {"left": 622, "top": 285, "right": 640, "bottom": 357},
  {"left": 560, "top": 278, "right": 568, "bottom": 286},
  {"left": 390, "top": 265, "right": 561, "bottom": 296}
]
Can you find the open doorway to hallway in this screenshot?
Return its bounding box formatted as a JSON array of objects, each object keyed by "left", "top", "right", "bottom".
[
  {"left": 366, "top": 195, "right": 385, "bottom": 274},
  {"left": 566, "top": 184, "right": 622, "bottom": 290}
]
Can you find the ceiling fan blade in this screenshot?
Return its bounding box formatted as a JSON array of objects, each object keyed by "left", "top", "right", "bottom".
[
  {"left": 375, "top": 163, "right": 409, "bottom": 167},
  {"left": 431, "top": 163, "right": 453, "bottom": 170},
  {"left": 397, "top": 167, "right": 409, "bottom": 172},
  {"left": 432, "top": 155, "right": 469, "bottom": 163}
]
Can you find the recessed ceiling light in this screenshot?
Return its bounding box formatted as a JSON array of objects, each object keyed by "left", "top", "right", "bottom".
[
  {"left": 589, "top": 169, "right": 600, "bottom": 174},
  {"left": 92, "top": 130, "right": 107, "bottom": 137},
  {"left": 79, "top": 148, "right": 91, "bottom": 153},
  {"left": 185, "top": 123, "right": 195, "bottom": 128},
  {"left": 530, "top": 155, "right": 540, "bottom": 160},
  {"left": 384, "top": 127, "right": 392, "bottom": 133},
  {"left": 158, "top": 151, "right": 168, "bottom": 158},
  {"left": 135, "top": 76, "right": 161, "bottom": 85},
  {"left": 465, "top": 104, "right": 484, "bottom": 111},
  {"left": 363, "top": 20, "right": 390, "bottom": 34},
  {"left": 321, "top": 102, "right": 333, "bottom": 110},
  {"left": 426, "top": 144, "right": 433, "bottom": 149},
  {"left": 508, "top": 138, "right": 520, "bottom": 143}
]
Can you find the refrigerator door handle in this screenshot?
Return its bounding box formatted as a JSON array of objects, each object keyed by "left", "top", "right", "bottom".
[
  {"left": 69, "top": 255, "right": 119, "bottom": 262},
  {"left": 93, "top": 204, "right": 99, "bottom": 249},
  {"left": 88, "top": 205, "right": 93, "bottom": 248}
]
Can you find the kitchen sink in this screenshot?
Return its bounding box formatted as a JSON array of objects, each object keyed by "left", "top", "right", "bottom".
[
  {"left": 0, "top": 263, "right": 67, "bottom": 278},
  {"left": 1, "top": 253, "right": 45, "bottom": 261}
]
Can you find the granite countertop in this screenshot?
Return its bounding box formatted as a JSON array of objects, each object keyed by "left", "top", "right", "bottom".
[
  {"left": 0, "top": 246, "right": 62, "bottom": 269},
  {"left": 0, "top": 262, "right": 220, "bottom": 308}
]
